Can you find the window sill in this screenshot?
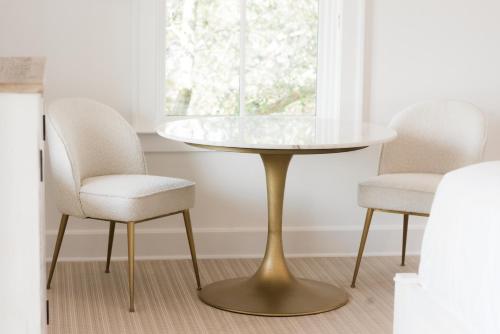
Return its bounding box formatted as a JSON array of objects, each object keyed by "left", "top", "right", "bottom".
[
  {"left": 134, "top": 116, "right": 211, "bottom": 153},
  {"left": 138, "top": 133, "right": 208, "bottom": 153}
]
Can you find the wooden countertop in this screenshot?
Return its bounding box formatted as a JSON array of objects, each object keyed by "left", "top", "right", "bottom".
[{"left": 0, "top": 57, "right": 46, "bottom": 94}]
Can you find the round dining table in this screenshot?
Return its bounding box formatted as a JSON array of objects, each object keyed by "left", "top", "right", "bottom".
[{"left": 157, "top": 116, "right": 397, "bottom": 317}]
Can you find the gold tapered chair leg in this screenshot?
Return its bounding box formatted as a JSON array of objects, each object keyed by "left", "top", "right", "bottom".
[
  {"left": 105, "top": 221, "right": 116, "bottom": 273},
  {"left": 47, "top": 214, "right": 69, "bottom": 289},
  {"left": 351, "top": 208, "right": 375, "bottom": 288},
  {"left": 182, "top": 209, "right": 201, "bottom": 290},
  {"left": 401, "top": 214, "right": 409, "bottom": 266},
  {"left": 127, "top": 222, "right": 135, "bottom": 312}
]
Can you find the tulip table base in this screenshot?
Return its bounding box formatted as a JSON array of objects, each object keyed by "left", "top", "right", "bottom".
[
  {"left": 198, "top": 276, "right": 348, "bottom": 317},
  {"left": 198, "top": 153, "right": 349, "bottom": 316}
]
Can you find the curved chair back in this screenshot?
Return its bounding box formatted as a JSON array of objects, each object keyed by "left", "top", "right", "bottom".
[
  {"left": 379, "top": 101, "right": 487, "bottom": 174},
  {"left": 46, "top": 98, "right": 146, "bottom": 217},
  {"left": 418, "top": 161, "right": 500, "bottom": 333}
]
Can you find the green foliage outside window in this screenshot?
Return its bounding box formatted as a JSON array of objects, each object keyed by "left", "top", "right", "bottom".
[{"left": 165, "top": 0, "right": 318, "bottom": 116}]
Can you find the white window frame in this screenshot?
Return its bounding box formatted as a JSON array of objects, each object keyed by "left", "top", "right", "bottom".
[{"left": 132, "top": 0, "right": 367, "bottom": 151}]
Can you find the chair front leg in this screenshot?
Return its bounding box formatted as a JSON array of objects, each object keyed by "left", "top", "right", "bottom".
[
  {"left": 105, "top": 221, "right": 116, "bottom": 273},
  {"left": 127, "top": 222, "right": 135, "bottom": 312},
  {"left": 401, "top": 214, "right": 409, "bottom": 266},
  {"left": 351, "top": 208, "right": 374, "bottom": 288},
  {"left": 47, "top": 214, "right": 69, "bottom": 289},
  {"left": 182, "top": 209, "right": 201, "bottom": 290}
]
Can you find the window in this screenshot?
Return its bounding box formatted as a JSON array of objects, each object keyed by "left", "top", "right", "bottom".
[
  {"left": 132, "top": 0, "right": 365, "bottom": 134},
  {"left": 165, "top": 0, "right": 319, "bottom": 116}
]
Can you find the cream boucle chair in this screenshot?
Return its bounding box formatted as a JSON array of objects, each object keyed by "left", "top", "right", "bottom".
[
  {"left": 351, "top": 100, "right": 487, "bottom": 288},
  {"left": 46, "top": 98, "right": 201, "bottom": 312}
]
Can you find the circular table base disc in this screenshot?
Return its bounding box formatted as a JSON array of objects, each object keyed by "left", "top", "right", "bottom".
[{"left": 198, "top": 277, "right": 348, "bottom": 317}]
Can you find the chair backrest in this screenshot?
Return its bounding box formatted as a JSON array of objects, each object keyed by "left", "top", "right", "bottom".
[
  {"left": 46, "top": 98, "right": 146, "bottom": 217},
  {"left": 379, "top": 101, "right": 487, "bottom": 174},
  {"left": 418, "top": 161, "right": 500, "bottom": 333}
]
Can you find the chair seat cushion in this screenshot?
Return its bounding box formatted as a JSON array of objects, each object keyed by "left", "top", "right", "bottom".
[
  {"left": 80, "top": 174, "right": 195, "bottom": 222},
  {"left": 358, "top": 173, "right": 443, "bottom": 214}
]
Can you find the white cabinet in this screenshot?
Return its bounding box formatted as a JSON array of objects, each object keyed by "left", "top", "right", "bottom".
[{"left": 0, "top": 58, "right": 46, "bottom": 334}]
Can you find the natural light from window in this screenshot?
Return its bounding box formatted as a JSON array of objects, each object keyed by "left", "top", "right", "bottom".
[{"left": 165, "top": 0, "right": 318, "bottom": 116}]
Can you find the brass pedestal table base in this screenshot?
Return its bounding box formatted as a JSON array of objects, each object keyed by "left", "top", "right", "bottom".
[
  {"left": 199, "top": 154, "right": 349, "bottom": 316},
  {"left": 199, "top": 276, "right": 348, "bottom": 316}
]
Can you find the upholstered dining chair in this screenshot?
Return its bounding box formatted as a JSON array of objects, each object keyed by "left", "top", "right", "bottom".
[
  {"left": 45, "top": 98, "right": 201, "bottom": 312},
  {"left": 351, "top": 100, "right": 487, "bottom": 288}
]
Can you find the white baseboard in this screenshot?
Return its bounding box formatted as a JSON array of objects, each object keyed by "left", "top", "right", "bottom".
[{"left": 46, "top": 225, "right": 425, "bottom": 262}]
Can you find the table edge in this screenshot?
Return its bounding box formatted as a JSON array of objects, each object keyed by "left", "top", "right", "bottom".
[{"left": 186, "top": 143, "right": 369, "bottom": 154}]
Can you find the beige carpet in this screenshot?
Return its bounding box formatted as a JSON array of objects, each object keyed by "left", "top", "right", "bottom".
[{"left": 47, "top": 256, "right": 418, "bottom": 334}]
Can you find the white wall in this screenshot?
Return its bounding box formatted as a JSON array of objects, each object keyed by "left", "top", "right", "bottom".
[
  {"left": 365, "top": 0, "right": 500, "bottom": 160},
  {"left": 2, "top": 0, "right": 499, "bottom": 260}
]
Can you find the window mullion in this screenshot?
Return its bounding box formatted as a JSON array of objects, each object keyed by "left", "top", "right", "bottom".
[
  {"left": 239, "top": 0, "right": 247, "bottom": 116},
  {"left": 317, "top": 0, "right": 341, "bottom": 120}
]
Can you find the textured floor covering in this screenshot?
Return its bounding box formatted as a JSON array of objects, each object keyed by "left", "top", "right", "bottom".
[{"left": 47, "top": 256, "right": 418, "bottom": 334}]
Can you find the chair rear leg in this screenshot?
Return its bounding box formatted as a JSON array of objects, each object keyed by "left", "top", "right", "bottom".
[
  {"left": 351, "top": 208, "right": 374, "bottom": 288},
  {"left": 182, "top": 209, "right": 201, "bottom": 290},
  {"left": 47, "top": 214, "right": 69, "bottom": 289},
  {"left": 401, "top": 214, "right": 409, "bottom": 266},
  {"left": 105, "top": 221, "right": 116, "bottom": 273}
]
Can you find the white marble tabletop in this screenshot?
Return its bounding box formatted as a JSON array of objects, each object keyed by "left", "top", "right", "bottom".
[{"left": 157, "top": 116, "right": 397, "bottom": 151}]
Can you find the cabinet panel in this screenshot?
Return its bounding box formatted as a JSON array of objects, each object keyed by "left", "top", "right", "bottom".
[{"left": 0, "top": 93, "right": 45, "bottom": 334}]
